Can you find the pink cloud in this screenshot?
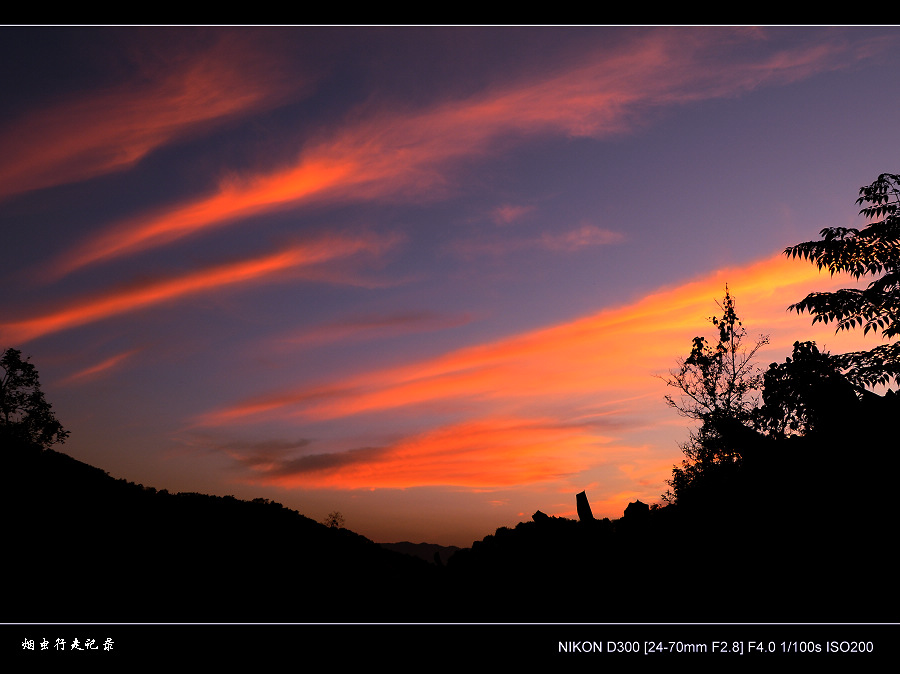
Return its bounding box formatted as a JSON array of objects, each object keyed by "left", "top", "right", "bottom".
[
  {"left": 539, "top": 224, "right": 625, "bottom": 251},
  {"left": 449, "top": 223, "right": 624, "bottom": 258},
  {"left": 491, "top": 204, "right": 534, "bottom": 225},
  {"left": 57, "top": 349, "right": 139, "bottom": 386}
]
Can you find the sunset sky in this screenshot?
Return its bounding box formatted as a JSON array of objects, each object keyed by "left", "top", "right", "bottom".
[{"left": 2, "top": 26, "right": 898, "bottom": 547}]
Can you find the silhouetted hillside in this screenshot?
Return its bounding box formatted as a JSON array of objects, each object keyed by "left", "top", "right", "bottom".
[
  {"left": 444, "top": 391, "right": 900, "bottom": 623},
  {"left": 5, "top": 380, "right": 897, "bottom": 625},
  {"left": 4, "top": 444, "right": 441, "bottom": 622}
]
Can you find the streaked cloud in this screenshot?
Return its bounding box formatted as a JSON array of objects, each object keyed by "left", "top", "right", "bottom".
[
  {"left": 230, "top": 416, "right": 609, "bottom": 490},
  {"left": 54, "top": 158, "right": 357, "bottom": 279},
  {"left": 57, "top": 349, "right": 139, "bottom": 386},
  {"left": 196, "top": 251, "right": 875, "bottom": 491},
  {"left": 491, "top": 204, "right": 534, "bottom": 225},
  {"left": 186, "top": 435, "right": 314, "bottom": 472},
  {"left": 539, "top": 224, "right": 625, "bottom": 251},
  {"left": 204, "top": 253, "right": 813, "bottom": 425},
  {"left": 52, "top": 28, "right": 878, "bottom": 277},
  {"left": 0, "top": 31, "right": 296, "bottom": 202},
  {"left": 3, "top": 232, "right": 399, "bottom": 344}
]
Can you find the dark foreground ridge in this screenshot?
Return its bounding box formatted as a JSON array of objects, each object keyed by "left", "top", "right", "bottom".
[
  {"left": 4, "top": 445, "right": 439, "bottom": 623},
  {"left": 5, "top": 396, "right": 898, "bottom": 625}
]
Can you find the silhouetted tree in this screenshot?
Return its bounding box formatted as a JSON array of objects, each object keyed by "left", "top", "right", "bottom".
[
  {"left": 323, "top": 511, "right": 345, "bottom": 528},
  {"left": 662, "top": 286, "right": 769, "bottom": 423},
  {"left": 660, "top": 288, "right": 768, "bottom": 503},
  {"left": 1, "top": 347, "right": 68, "bottom": 450},
  {"left": 756, "top": 341, "right": 859, "bottom": 437},
  {"left": 785, "top": 172, "right": 900, "bottom": 388}
]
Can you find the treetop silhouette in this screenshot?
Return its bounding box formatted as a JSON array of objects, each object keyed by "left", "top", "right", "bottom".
[
  {"left": 660, "top": 287, "right": 768, "bottom": 504},
  {"left": 756, "top": 340, "right": 859, "bottom": 437},
  {"left": 1, "top": 347, "right": 69, "bottom": 450},
  {"left": 662, "top": 285, "right": 769, "bottom": 424},
  {"left": 785, "top": 172, "right": 900, "bottom": 388},
  {"left": 662, "top": 171, "right": 900, "bottom": 504}
]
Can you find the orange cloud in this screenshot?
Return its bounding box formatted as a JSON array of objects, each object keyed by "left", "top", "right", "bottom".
[
  {"left": 3, "top": 233, "right": 397, "bottom": 344},
  {"left": 202, "top": 252, "right": 875, "bottom": 429},
  {"left": 55, "top": 29, "right": 876, "bottom": 277},
  {"left": 195, "top": 250, "right": 885, "bottom": 493},
  {"left": 0, "top": 32, "right": 294, "bottom": 202},
  {"left": 246, "top": 416, "right": 608, "bottom": 490},
  {"left": 57, "top": 158, "right": 357, "bottom": 278}
]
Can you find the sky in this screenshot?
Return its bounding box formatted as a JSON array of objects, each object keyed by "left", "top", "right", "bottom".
[{"left": 2, "top": 26, "right": 898, "bottom": 547}]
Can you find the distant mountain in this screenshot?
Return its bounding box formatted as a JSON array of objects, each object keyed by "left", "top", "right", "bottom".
[{"left": 379, "top": 541, "right": 460, "bottom": 565}]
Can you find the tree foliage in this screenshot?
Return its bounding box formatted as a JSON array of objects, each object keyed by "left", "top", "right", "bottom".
[
  {"left": 661, "top": 288, "right": 769, "bottom": 503},
  {"left": 323, "top": 511, "right": 345, "bottom": 529},
  {"left": 785, "top": 172, "right": 900, "bottom": 388},
  {"left": 662, "top": 286, "right": 769, "bottom": 426},
  {"left": 1, "top": 347, "right": 69, "bottom": 450},
  {"left": 756, "top": 341, "right": 858, "bottom": 438}
]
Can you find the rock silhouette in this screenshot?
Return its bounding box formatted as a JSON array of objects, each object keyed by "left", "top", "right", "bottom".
[{"left": 576, "top": 490, "right": 594, "bottom": 522}]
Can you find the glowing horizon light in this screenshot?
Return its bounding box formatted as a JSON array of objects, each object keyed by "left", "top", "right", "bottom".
[{"left": 259, "top": 415, "right": 611, "bottom": 490}]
